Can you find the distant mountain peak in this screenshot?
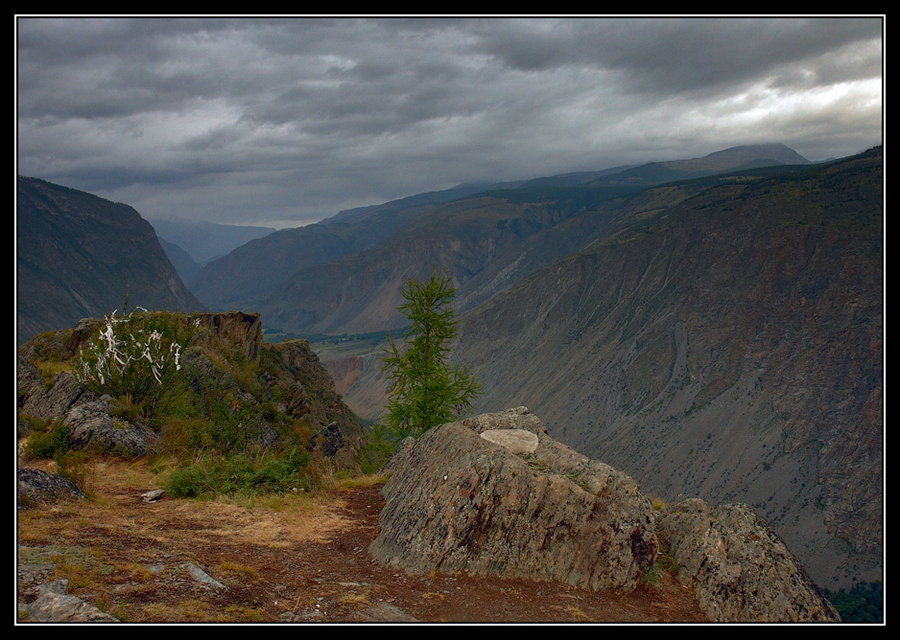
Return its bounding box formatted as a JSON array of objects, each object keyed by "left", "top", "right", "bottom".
[
  {"left": 657, "top": 143, "right": 810, "bottom": 174},
  {"left": 701, "top": 142, "right": 810, "bottom": 163}
]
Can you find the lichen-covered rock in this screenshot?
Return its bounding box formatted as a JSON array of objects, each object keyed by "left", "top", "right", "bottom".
[
  {"left": 656, "top": 498, "right": 841, "bottom": 622},
  {"left": 461, "top": 406, "right": 548, "bottom": 435},
  {"left": 20, "top": 579, "right": 117, "bottom": 622},
  {"left": 66, "top": 397, "right": 156, "bottom": 457},
  {"left": 370, "top": 408, "right": 658, "bottom": 592},
  {"left": 17, "top": 468, "right": 85, "bottom": 510},
  {"left": 17, "top": 357, "right": 91, "bottom": 422}
]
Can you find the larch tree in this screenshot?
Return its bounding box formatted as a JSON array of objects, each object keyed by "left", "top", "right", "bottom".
[{"left": 381, "top": 268, "right": 481, "bottom": 439}]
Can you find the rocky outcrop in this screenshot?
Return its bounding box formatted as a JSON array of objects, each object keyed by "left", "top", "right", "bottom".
[
  {"left": 267, "top": 339, "right": 365, "bottom": 469},
  {"left": 17, "top": 356, "right": 154, "bottom": 457},
  {"left": 17, "top": 313, "right": 365, "bottom": 468},
  {"left": 656, "top": 498, "right": 840, "bottom": 622},
  {"left": 371, "top": 407, "right": 658, "bottom": 593},
  {"left": 374, "top": 408, "right": 841, "bottom": 622},
  {"left": 195, "top": 311, "right": 263, "bottom": 363},
  {"left": 17, "top": 358, "right": 90, "bottom": 422}
]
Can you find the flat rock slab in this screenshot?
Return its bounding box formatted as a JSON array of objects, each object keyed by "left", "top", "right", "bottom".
[{"left": 479, "top": 428, "right": 538, "bottom": 454}]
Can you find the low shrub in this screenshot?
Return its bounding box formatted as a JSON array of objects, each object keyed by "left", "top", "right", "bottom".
[
  {"left": 356, "top": 422, "right": 401, "bottom": 474},
  {"left": 56, "top": 449, "right": 92, "bottom": 494},
  {"left": 74, "top": 309, "right": 196, "bottom": 410},
  {"left": 163, "top": 449, "right": 312, "bottom": 499},
  {"left": 23, "top": 421, "right": 71, "bottom": 460}
]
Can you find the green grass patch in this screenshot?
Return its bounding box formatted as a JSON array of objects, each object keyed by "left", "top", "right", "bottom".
[{"left": 163, "top": 450, "right": 313, "bottom": 499}]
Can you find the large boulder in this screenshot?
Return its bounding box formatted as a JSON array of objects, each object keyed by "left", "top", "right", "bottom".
[
  {"left": 656, "top": 498, "right": 841, "bottom": 622},
  {"left": 370, "top": 407, "right": 658, "bottom": 592}
]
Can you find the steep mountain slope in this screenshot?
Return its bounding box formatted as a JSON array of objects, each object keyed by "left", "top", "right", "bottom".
[
  {"left": 16, "top": 176, "right": 205, "bottom": 344},
  {"left": 189, "top": 199, "right": 442, "bottom": 311},
  {"left": 450, "top": 147, "right": 883, "bottom": 590},
  {"left": 258, "top": 186, "right": 643, "bottom": 335},
  {"left": 158, "top": 238, "right": 203, "bottom": 284}
]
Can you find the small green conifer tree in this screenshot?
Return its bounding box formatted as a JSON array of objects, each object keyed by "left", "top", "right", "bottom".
[{"left": 381, "top": 268, "right": 481, "bottom": 438}]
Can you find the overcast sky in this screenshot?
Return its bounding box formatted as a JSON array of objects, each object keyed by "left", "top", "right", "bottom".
[{"left": 16, "top": 16, "right": 883, "bottom": 229}]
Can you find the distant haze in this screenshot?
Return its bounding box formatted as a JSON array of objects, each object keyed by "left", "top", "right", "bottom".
[{"left": 16, "top": 16, "right": 883, "bottom": 228}]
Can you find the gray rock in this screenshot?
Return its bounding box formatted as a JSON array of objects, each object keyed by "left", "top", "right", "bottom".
[
  {"left": 22, "top": 579, "right": 118, "bottom": 622},
  {"left": 479, "top": 429, "right": 538, "bottom": 454},
  {"left": 310, "top": 421, "right": 344, "bottom": 457},
  {"left": 461, "top": 406, "right": 548, "bottom": 435},
  {"left": 66, "top": 397, "right": 155, "bottom": 457},
  {"left": 180, "top": 562, "right": 227, "bottom": 590},
  {"left": 656, "top": 498, "right": 841, "bottom": 622},
  {"left": 358, "top": 601, "right": 421, "bottom": 622},
  {"left": 17, "top": 354, "right": 154, "bottom": 458},
  {"left": 17, "top": 357, "right": 91, "bottom": 422},
  {"left": 17, "top": 467, "right": 85, "bottom": 510},
  {"left": 370, "top": 408, "right": 657, "bottom": 592}
]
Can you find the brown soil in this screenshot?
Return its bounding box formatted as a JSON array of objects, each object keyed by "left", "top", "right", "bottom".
[{"left": 17, "top": 457, "right": 708, "bottom": 624}]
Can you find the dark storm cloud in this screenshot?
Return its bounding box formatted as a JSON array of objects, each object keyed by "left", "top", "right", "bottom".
[
  {"left": 16, "top": 16, "right": 883, "bottom": 228},
  {"left": 473, "top": 18, "right": 881, "bottom": 91}
]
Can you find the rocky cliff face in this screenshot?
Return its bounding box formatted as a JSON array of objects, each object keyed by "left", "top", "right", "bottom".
[
  {"left": 16, "top": 176, "right": 205, "bottom": 344},
  {"left": 373, "top": 408, "right": 839, "bottom": 622},
  {"left": 451, "top": 149, "right": 883, "bottom": 589}
]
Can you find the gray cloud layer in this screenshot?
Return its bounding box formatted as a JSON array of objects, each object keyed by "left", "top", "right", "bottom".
[{"left": 16, "top": 16, "right": 883, "bottom": 227}]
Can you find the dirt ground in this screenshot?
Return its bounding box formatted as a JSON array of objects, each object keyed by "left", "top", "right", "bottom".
[{"left": 17, "top": 457, "right": 708, "bottom": 624}]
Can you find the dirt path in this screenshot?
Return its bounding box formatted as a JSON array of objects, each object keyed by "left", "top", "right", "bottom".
[{"left": 17, "top": 458, "right": 707, "bottom": 623}]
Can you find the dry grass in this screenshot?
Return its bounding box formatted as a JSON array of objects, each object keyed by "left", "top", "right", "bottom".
[
  {"left": 216, "top": 561, "right": 258, "bottom": 576},
  {"left": 17, "top": 454, "right": 365, "bottom": 622},
  {"left": 19, "top": 453, "right": 709, "bottom": 623},
  {"left": 565, "top": 605, "right": 591, "bottom": 621}
]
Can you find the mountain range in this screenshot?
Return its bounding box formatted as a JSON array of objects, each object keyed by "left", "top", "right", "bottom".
[
  {"left": 191, "top": 143, "right": 813, "bottom": 334},
  {"left": 450, "top": 147, "right": 883, "bottom": 590},
  {"left": 15, "top": 143, "right": 883, "bottom": 592}
]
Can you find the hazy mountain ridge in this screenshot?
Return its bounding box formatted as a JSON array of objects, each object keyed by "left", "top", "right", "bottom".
[
  {"left": 148, "top": 218, "right": 277, "bottom": 264},
  {"left": 157, "top": 238, "right": 204, "bottom": 284},
  {"left": 16, "top": 176, "right": 205, "bottom": 344},
  {"left": 582, "top": 143, "right": 811, "bottom": 189},
  {"left": 262, "top": 178, "right": 678, "bottom": 335},
  {"left": 189, "top": 201, "right": 443, "bottom": 311},
  {"left": 191, "top": 144, "right": 809, "bottom": 323}
]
